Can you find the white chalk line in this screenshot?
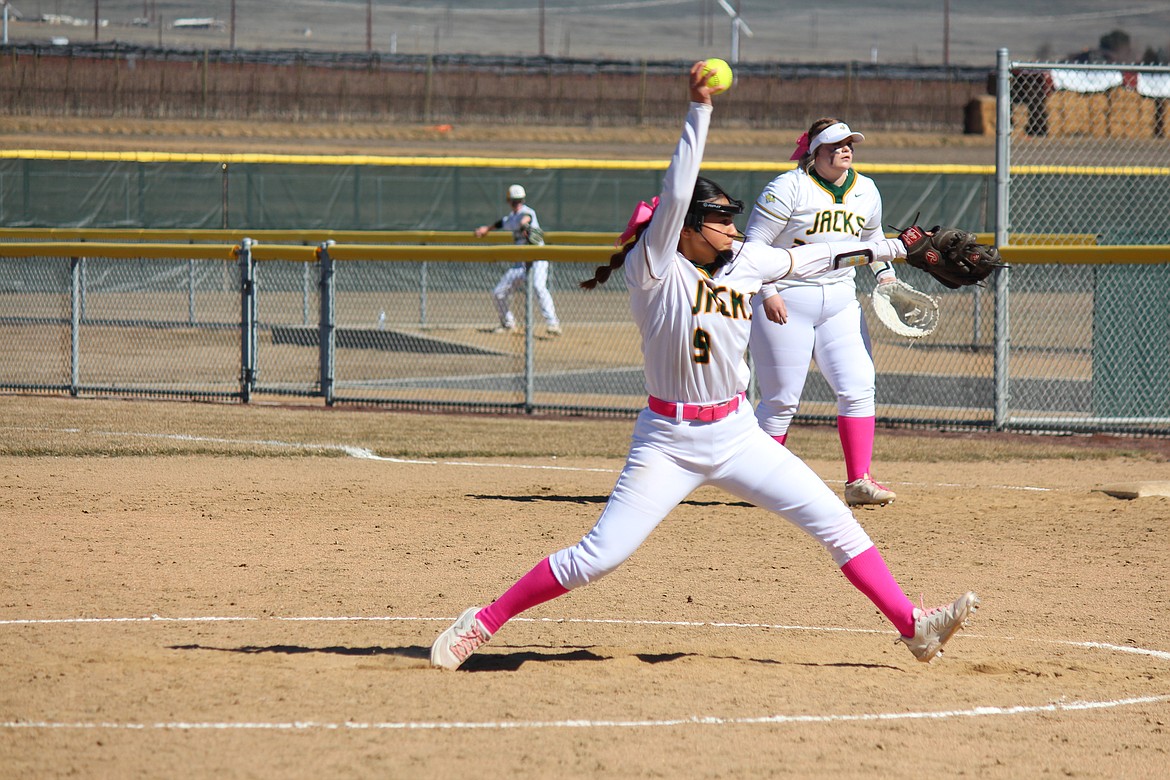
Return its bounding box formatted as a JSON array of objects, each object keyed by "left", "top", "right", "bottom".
[
  {"left": 4, "top": 427, "right": 1157, "bottom": 732},
  {"left": 4, "top": 613, "right": 1168, "bottom": 662},
  {"left": 2, "top": 612, "right": 1167, "bottom": 732},
  {"left": 4, "top": 695, "right": 1169, "bottom": 732},
  {"left": 6, "top": 425, "right": 1060, "bottom": 487},
  {"left": 8, "top": 426, "right": 619, "bottom": 473}
]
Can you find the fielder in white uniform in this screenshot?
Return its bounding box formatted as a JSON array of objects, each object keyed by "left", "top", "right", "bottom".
[
  {"left": 746, "top": 119, "right": 898, "bottom": 507},
  {"left": 475, "top": 184, "right": 562, "bottom": 336},
  {"left": 432, "top": 64, "right": 977, "bottom": 671}
]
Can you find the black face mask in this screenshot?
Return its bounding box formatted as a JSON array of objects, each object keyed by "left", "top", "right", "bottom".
[
  {"left": 684, "top": 197, "right": 745, "bottom": 232},
  {"left": 688, "top": 198, "right": 744, "bottom": 271}
]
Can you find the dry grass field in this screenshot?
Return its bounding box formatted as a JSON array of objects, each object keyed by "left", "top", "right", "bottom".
[
  {"left": 0, "top": 114, "right": 1000, "bottom": 165},
  {"left": 2, "top": 394, "right": 1169, "bottom": 778}
]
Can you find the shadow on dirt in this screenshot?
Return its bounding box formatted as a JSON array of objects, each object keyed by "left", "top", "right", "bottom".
[{"left": 469, "top": 493, "right": 755, "bottom": 508}]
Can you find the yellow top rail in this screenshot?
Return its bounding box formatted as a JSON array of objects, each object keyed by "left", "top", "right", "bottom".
[
  {"left": 0, "top": 242, "right": 251, "bottom": 260},
  {"left": 997, "top": 244, "right": 1169, "bottom": 265},
  {"left": 0, "top": 228, "right": 620, "bottom": 246},
  {"left": 0, "top": 228, "right": 1103, "bottom": 248},
  {"left": 1, "top": 239, "right": 1165, "bottom": 265},
  {"left": 0, "top": 148, "right": 998, "bottom": 175},
  {"left": 14, "top": 148, "right": 1165, "bottom": 176},
  {"left": 0, "top": 241, "right": 608, "bottom": 263}
]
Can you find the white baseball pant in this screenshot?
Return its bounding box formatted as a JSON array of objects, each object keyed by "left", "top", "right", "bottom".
[
  {"left": 548, "top": 401, "right": 873, "bottom": 590},
  {"left": 494, "top": 261, "right": 560, "bottom": 329},
  {"left": 749, "top": 282, "right": 876, "bottom": 438}
]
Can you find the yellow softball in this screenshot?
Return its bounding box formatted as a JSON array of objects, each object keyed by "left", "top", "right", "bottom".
[{"left": 701, "top": 58, "right": 733, "bottom": 95}]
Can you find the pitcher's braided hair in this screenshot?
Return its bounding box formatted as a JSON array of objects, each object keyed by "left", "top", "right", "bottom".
[{"left": 580, "top": 177, "right": 732, "bottom": 289}]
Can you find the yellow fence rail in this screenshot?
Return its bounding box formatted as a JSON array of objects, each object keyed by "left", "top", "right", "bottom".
[{"left": 0, "top": 230, "right": 1162, "bottom": 265}]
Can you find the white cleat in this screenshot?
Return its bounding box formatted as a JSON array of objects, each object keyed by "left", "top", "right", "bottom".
[
  {"left": 430, "top": 606, "right": 492, "bottom": 670},
  {"left": 897, "top": 591, "right": 979, "bottom": 662},
  {"left": 845, "top": 475, "right": 897, "bottom": 507}
]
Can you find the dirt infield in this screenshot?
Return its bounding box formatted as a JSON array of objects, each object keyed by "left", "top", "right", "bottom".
[{"left": 1, "top": 395, "right": 1168, "bottom": 778}]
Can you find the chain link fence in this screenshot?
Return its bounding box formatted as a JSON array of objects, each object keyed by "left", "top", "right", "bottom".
[
  {"left": 997, "top": 53, "right": 1170, "bottom": 432},
  {"left": 2, "top": 232, "right": 1164, "bottom": 435},
  {"left": 0, "top": 252, "right": 242, "bottom": 398}
]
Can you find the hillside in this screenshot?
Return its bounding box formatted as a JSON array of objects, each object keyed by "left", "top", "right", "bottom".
[{"left": 7, "top": 0, "right": 1168, "bottom": 67}]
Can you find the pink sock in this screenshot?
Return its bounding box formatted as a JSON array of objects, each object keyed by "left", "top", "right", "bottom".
[
  {"left": 772, "top": 433, "right": 788, "bottom": 446},
  {"left": 840, "top": 546, "right": 916, "bottom": 636},
  {"left": 837, "top": 415, "right": 875, "bottom": 482},
  {"left": 476, "top": 557, "right": 569, "bottom": 635}
]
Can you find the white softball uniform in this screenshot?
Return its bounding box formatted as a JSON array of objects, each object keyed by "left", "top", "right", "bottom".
[
  {"left": 548, "top": 102, "right": 906, "bottom": 590},
  {"left": 745, "top": 166, "right": 892, "bottom": 436},
  {"left": 493, "top": 205, "right": 560, "bottom": 329}
]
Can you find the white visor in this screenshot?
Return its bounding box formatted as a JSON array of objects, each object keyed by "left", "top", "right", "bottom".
[
  {"left": 507, "top": 184, "right": 526, "bottom": 200},
  {"left": 808, "top": 123, "right": 865, "bottom": 155}
]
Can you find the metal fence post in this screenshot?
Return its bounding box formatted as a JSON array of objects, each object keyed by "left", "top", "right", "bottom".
[
  {"left": 78, "top": 257, "right": 87, "bottom": 321},
  {"left": 221, "top": 162, "right": 230, "bottom": 229},
  {"left": 993, "top": 48, "right": 1011, "bottom": 430},
  {"left": 70, "top": 256, "right": 81, "bottom": 396},
  {"left": 188, "top": 258, "right": 197, "bottom": 325},
  {"left": 971, "top": 176, "right": 991, "bottom": 348},
  {"left": 419, "top": 261, "right": 428, "bottom": 329},
  {"left": 238, "top": 238, "right": 257, "bottom": 402},
  {"left": 318, "top": 241, "right": 336, "bottom": 406},
  {"left": 524, "top": 261, "right": 535, "bottom": 413},
  {"left": 302, "top": 261, "right": 311, "bottom": 325}
]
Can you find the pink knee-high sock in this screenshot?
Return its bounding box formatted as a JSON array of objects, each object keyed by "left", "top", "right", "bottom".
[
  {"left": 476, "top": 557, "right": 569, "bottom": 635},
  {"left": 840, "top": 546, "right": 916, "bottom": 636},
  {"left": 772, "top": 433, "right": 788, "bottom": 446},
  {"left": 837, "top": 415, "right": 875, "bottom": 482}
]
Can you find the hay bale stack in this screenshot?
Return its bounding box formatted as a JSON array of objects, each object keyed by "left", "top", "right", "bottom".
[
  {"left": 1107, "top": 88, "right": 1155, "bottom": 139},
  {"left": 964, "top": 95, "right": 1030, "bottom": 136},
  {"left": 1046, "top": 91, "right": 1108, "bottom": 138}
]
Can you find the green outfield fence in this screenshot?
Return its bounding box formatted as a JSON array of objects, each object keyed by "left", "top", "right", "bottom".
[{"left": 0, "top": 153, "right": 994, "bottom": 232}]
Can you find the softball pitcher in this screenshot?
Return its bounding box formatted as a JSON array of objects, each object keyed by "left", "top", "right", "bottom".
[
  {"left": 431, "top": 63, "right": 978, "bottom": 671},
  {"left": 745, "top": 119, "right": 897, "bottom": 507}
]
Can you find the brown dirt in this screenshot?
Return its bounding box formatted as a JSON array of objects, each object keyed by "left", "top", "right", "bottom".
[
  {"left": 0, "top": 115, "right": 998, "bottom": 165},
  {"left": 1, "top": 395, "right": 1169, "bottom": 778}
]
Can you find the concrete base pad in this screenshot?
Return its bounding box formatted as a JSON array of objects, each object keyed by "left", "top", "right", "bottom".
[{"left": 1094, "top": 481, "right": 1170, "bottom": 500}]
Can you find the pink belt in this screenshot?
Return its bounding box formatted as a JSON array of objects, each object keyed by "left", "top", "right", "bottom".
[{"left": 647, "top": 392, "right": 745, "bottom": 422}]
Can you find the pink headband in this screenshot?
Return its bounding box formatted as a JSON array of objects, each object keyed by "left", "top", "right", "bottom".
[
  {"left": 788, "top": 131, "right": 810, "bottom": 161},
  {"left": 616, "top": 196, "right": 659, "bottom": 246}
]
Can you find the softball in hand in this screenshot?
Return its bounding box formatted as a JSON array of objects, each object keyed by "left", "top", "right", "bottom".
[{"left": 700, "top": 58, "right": 733, "bottom": 95}]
